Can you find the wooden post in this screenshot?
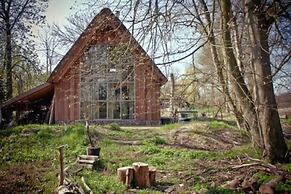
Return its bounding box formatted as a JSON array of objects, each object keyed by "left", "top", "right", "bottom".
[
  {"left": 133, "top": 162, "right": 150, "bottom": 188},
  {"left": 59, "top": 146, "right": 64, "bottom": 186},
  {"left": 49, "top": 94, "right": 55, "bottom": 125}
]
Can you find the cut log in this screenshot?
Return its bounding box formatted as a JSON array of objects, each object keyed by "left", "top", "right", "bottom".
[
  {"left": 77, "top": 154, "right": 99, "bottom": 170},
  {"left": 81, "top": 176, "right": 93, "bottom": 194},
  {"left": 78, "top": 155, "right": 99, "bottom": 161},
  {"left": 149, "top": 167, "right": 157, "bottom": 185},
  {"left": 126, "top": 167, "right": 134, "bottom": 188},
  {"left": 133, "top": 162, "right": 150, "bottom": 188},
  {"left": 78, "top": 163, "right": 94, "bottom": 170},
  {"left": 259, "top": 175, "right": 284, "bottom": 194},
  {"left": 117, "top": 166, "right": 134, "bottom": 188},
  {"left": 78, "top": 159, "right": 96, "bottom": 165},
  {"left": 55, "top": 185, "right": 74, "bottom": 194}
]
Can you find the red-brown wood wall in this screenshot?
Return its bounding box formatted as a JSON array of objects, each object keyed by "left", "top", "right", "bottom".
[
  {"left": 53, "top": 15, "right": 164, "bottom": 124},
  {"left": 54, "top": 62, "right": 80, "bottom": 123}
]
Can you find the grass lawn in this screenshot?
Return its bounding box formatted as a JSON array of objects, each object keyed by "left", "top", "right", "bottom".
[{"left": 0, "top": 120, "right": 290, "bottom": 193}]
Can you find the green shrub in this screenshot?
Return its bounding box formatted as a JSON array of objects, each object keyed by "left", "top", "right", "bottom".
[
  {"left": 150, "top": 136, "right": 167, "bottom": 145},
  {"left": 208, "top": 121, "right": 231, "bottom": 130},
  {"left": 65, "top": 123, "right": 85, "bottom": 136},
  {"left": 37, "top": 127, "right": 53, "bottom": 139},
  {"left": 100, "top": 139, "right": 113, "bottom": 147},
  {"left": 139, "top": 144, "right": 162, "bottom": 154},
  {"left": 161, "top": 123, "right": 182, "bottom": 131},
  {"left": 104, "top": 123, "right": 122, "bottom": 131}
]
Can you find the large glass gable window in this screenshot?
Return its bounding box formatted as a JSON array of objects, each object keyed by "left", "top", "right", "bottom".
[{"left": 80, "top": 45, "right": 135, "bottom": 120}]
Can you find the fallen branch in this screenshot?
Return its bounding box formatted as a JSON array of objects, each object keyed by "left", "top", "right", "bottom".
[
  {"left": 259, "top": 175, "right": 284, "bottom": 194},
  {"left": 65, "top": 167, "right": 84, "bottom": 176},
  {"left": 81, "top": 177, "right": 93, "bottom": 194},
  {"left": 245, "top": 154, "right": 277, "bottom": 169},
  {"left": 232, "top": 162, "right": 259, "bottom": 169}
]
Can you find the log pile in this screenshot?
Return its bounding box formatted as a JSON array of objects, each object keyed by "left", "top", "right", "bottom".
[{"left": 117, "top": 162, "right": 156, "bottom": 189}]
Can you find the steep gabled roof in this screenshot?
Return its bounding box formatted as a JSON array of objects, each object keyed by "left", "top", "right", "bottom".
[{"left": 47, "top": 8, "right": 167, "bottom": 84}]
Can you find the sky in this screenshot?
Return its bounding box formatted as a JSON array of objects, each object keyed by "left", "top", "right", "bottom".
[
  {"left": 45, "top": 0, "right": 75, "bottom": 25},
  {"left": 43, "top": 0, "right": 187, "bottom": 75}
]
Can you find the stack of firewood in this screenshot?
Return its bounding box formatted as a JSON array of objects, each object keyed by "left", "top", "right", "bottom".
[{"left": 77, "top": 154, "right": 99, "bottom": 170}]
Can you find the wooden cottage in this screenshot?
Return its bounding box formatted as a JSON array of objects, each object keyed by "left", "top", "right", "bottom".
[{"left": 1, "top": 8, "right": 167, "bottom": 126}]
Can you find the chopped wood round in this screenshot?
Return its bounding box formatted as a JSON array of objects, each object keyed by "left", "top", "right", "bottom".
[
  {"left": 117, "top": 166, "right": 133, "bottom": 188},
  {"left": 132, "top": 162, "right": 150, "bottom": 188},
  {"left": 149, "top": 167, "right": 157, "bottom": 185}
]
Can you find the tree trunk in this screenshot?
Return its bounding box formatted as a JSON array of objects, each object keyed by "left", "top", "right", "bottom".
[
  {"left": 245, "top": 0, "right": 289, "bottom": 163},
  {"left": 220, "top": 0, "right": 263, "bottom": 148},
  {"left": 5, "top": 21, "right": 13, "bottom": 99},
  {"left": 198, "top": 0, "right": 248, "bottom": 131}
]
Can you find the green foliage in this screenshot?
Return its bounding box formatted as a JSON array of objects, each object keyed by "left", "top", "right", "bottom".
[
  {"left": 0, "top": 122, "right": 289, "bottom": 193},
  {"left": 81, "top": 170, "right": 125, "bottom": 193},
  {"left": 274, "top": 179, "right": 291, "bottom": 193},
  {"left": 191, "top": 182, "right": 210, "bottom": 193},
  {"left": 149, "top": 136, "right": 167, "bottom": 145},
  {"left": 239, "top": 129, "right": 249, "bottom": 137},
  {"left": 36, "top": 127, "right": 53, "bottom": 139},
  {"left": 160, "top": 123, "right": 182, "bottom": 131},
  {"left": 104, "top": 123, "right": 122, "bottom": 131},
  {"left": 256, "top": 172, "right": 275, "bottom": 185},
  {"left": 255, "top": 171, "right": 291, "bottom": 193},
  {"left": 222, "top": 144, "right": 262, "bottom": 160},
  {"left": 281, "top": 118, "right": 291, "bottom": 125},
  {"left": 139, "top": 144, "right": 162, "bottom": 154},
  {"left": 208, "top": 121, "right": 232, "bottom": 130},
  {"left": 99, "top": 138, "right": 114, "bottom": 147},
  {"left": 65, "top": 123, "right": 85, "bottom": 136},
  {"left": 209, "top": 188, "right": 243, "bottom": 194},
  {"left": 283, "top": 163, "right": 291, "bottom": 173}
]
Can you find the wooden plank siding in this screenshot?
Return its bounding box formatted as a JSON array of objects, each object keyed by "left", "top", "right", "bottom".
[{"left": 54, "top": 64, "right": 80, "bottom": 123}]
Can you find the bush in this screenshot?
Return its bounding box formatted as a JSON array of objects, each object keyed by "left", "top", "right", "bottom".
[
  {"left": 150, "top": 136, "right": 167, "bottom": 145},
  {"left": 108, "top": 123, "right": 122, "bottom": 131}
]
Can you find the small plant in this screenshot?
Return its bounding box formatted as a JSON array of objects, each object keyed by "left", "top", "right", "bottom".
[
  {"left": 150, "top": 136, "right": 167, "bottom": 145},
  {"left": 208, "top": 121, "right": 231, "bottom": 130},
  {"left": 139, "top": 144, "right": 162, "bottom": 154},
  {"left": 161, "top": 123, "right": 182, "bottom": 131},
  {"left": 109, "top": 123, "right": 122, "bottom": 131}
]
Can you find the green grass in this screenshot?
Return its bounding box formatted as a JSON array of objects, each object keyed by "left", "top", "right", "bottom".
[
  {"left": 208, "top": 121, "right": 233, "bottom": 130},
  {"left": 160, "top": 123, "right": 182, "bottom": 131},
  {"left": 0, "top": 121, "right": 290, "bottom": 193}
]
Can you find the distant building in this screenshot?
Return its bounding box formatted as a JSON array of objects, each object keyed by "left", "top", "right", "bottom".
[{"left": 1, "top": 8, "right": 167, "bottom": 126}]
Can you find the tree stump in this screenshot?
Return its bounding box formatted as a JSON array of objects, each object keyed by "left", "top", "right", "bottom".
[
  {"left": 117, "top": 166, "right": 134, "bottom": 188},
  {"left": 149, "top": 167, "right": 157, "bottom": 185},
  {"left": 117, "top": 163, "right": 156, "bottom": 189},
  {"left": 133, "top": 162, "right": 150, "bottom": 188}
]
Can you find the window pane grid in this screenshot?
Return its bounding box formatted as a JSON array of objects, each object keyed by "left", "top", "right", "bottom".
[{"left": 80, "top": 45, "right": 135, "bottom": 120}]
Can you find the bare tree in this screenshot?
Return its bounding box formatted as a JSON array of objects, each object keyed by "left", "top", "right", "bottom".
[
  {"left": 38, "top": 25, "right": 62, "bottom": 74},
  {"left": 58, "top": 0, "right": 290, "bottom": 162},
  {"left": 0, "top": 0, "right": 48, "bottom": 99}
]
